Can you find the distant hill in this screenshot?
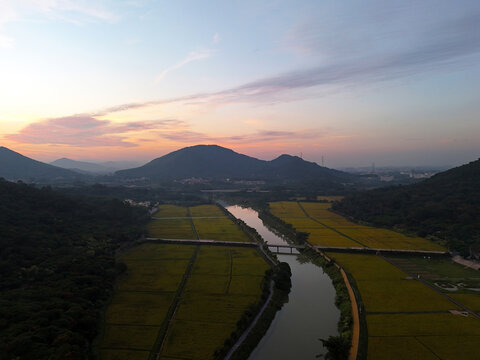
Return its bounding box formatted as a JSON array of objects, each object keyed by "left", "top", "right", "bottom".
[
  {"left": 0, "top": 147, "right": 84, "bottom": 182},
  {"left": 334, "top": 158, "right": 480, "bottom": 255},
  {"left": 51, "top": 158, "right": 117, "bottom": 174},
  {"left": 51, "top": 158, "right": 143, "bottom": 174},
  {"left": 115, "top": 144, "right": 354, "bottom": 184}
]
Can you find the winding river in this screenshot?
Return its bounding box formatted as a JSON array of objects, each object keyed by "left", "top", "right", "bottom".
[{"left": 226, "top": 205, "right": 340, "bottom": 359}]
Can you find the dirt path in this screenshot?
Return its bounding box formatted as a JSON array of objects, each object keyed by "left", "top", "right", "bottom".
[
  {"left": 314, "top": 248, "right": 359, "bottom": 360},
  {"left": 340, "top": 268, "right": 359, "bottom": 360},
  {"left": 452, "top": 255, "right": 480, "bottom": 270}
]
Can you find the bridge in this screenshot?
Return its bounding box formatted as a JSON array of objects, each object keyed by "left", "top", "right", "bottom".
[{"left": 266, "top": 244, "right": 306, "bottom": 254}]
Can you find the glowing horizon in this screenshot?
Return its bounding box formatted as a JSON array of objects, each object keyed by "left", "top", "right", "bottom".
[{"left": 1, "top": 1, "right": 479, "bottom": 167}]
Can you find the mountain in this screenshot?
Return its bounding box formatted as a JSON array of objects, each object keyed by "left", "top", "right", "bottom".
[
  {"left": 51, "top": 158, "right": 143, "bottom": 174},
  {"left": 0, "top": 147, "right": 84, "bottom": 182},
  {"left": 51, "top": 158, "right": 117, "bottom": 174},
  {"left": 333, "top": 158, "right": 480, "bottom": 255},
  {"left": 115, "top": 144, "right": 353, "bottom": 183}
]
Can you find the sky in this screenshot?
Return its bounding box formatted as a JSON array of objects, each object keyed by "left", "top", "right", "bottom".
[{"left": 0, "top": 0, "right": 479, "bottom": 168}]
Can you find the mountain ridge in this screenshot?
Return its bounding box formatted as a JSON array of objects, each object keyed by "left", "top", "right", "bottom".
[
  {"left": 115, "top": 144, "right": 353, "bottom": 183},
  {"left": 0, "top": 146, "right": 84, "bottom": 182}
]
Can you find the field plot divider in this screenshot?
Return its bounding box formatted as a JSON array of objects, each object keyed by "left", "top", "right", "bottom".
[
  {"left": 187, "top": 207, "right": 200, "bottom": 240},
  {"left": 150, "top": 245, "right": 200, "bottom": 360},
  {"left": 380, "top": 254, "right": 480, "bottom": 320},
  {"left": 297, "top": 201, "right": 368, "bottom": 248}
]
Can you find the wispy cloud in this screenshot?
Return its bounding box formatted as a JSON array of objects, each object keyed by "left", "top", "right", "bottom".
[
  {"left": 0, "top": 0, "right": 118, "bottom": 43},
  {"left": 97, "top": 9, "right": 480, "bottom": 115},
  {"left": 213, "top": 32, "right": 221, "bottom": 44},
  {"left": 5, "top": 114, "right": 324, "bottom": 149},
  {"left": 5, "top": 116, "right": 185, "bottom": 147},
  {"left": 155, "top": 49, "right": 215, "bottom": 82}
]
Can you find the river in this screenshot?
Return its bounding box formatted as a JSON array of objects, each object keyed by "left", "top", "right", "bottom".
[{"left": 226, "top": 205, "right": 340, "bottom": 359}]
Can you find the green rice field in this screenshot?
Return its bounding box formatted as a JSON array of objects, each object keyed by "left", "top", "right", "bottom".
[
  {"left": 328, "top": 252, "right": 480, "bottom": 360},
  {"left": 269, "top": 201, "right": 445, "bottom": 251},
  {"left": 99, "top": 241, "right": 269, "bottom": 360},
  {"left": 153, "top": 204, "right": 188, "bottom": 217}
]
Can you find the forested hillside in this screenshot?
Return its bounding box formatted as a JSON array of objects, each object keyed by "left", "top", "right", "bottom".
[
  {"left": 333, "top": 159, "right": 480, "bottom": 255},
  {"left": 0, "top": 179, "right": 148, "bottom": 359}
]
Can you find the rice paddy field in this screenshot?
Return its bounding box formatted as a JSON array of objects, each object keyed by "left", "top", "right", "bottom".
[
  {"left": 328, "top": 252, "right": 480, "bottom": 360},
  {"left": 153, "top": 204, "right": 188, "bottom": 218},
  {"left": 147, "top": 218, "right": 196, "bottom": 239},
  {"left": 189, "top": 204, "right": 226, "bottom": 217},
  {"left": 193, "top": 217, "right": 251, "bottom": 242},
  {"left": 269, "top": 201, "right": 446, "bottom": 251},
  {"left": 99, "top": 241, "right": 270, "bottom": 359},
  {"left": 148, "top": 204, "right": 250, "bottom": 242}
]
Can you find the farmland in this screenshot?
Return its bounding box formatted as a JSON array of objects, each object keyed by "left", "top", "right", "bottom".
[
  {"left": 99, "top": 206, "right": 270, "bottom": 360},
  {"left": 327, "top": 252, "right": 480, "bottom": 360},
  {"left": 269, "top": 201, "right": 445, "bottom": 251},
  {"left": 149, "top": 204, "right": 250, "bottom": 242}
]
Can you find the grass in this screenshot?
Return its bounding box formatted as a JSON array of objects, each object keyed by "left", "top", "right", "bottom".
[
  {"left": 105, "top": 292, "right": 174, "bottom": 325},
  {"left": 117, "top": 259, "right": 189, "bottom": 292},
  {"left": 102, "top": 324, "right": 160, "bottom": 350},
  {"left": 367, "top": 313, "right": 480, "bottom": 337},
  {"left": 367, "top": 337, "right": 438, "bottom": 360},
  {"left": 450, "top": 294, "right": 480, "bottom": 311},
  {"left": 329, "top": 253, "right": 458, "bottom": 312},
  {"left": 147, "top": 218, "right": 195, "bottom": 239},
  {"left": 269, "top": 201, "right": 306, "bottom": 218},
  {"left": 229, "top": 275, "right": 265, "bottom": 295},
  {"left": 159, "top": 245, "right": 269, "bottom": 359},
  {"left": 285, "top": 217, "right": 360, "bottom": 247},
  {"left": 406, "top": 257, "right": 480, "bottom": 279},
  {"left": 153, "top": 204, "right": 188, "bottom": 217},
  {"left": 193, "top": 217, "right": 250, "bottom": 242},
  {"left": 160, "top": 320, "right": 233, "bottom": 360},
  {"left": 184, "top": 274, "right": 230, "bottom": 294},
  {"left": 101, "top": 222, "right": 270, "bottom": 359},
  {"left": 357, "top": 279, "right": 459, "bottom": 312},
  {"left": 231, "top": 249, "right": 270, "bottom": 276},
  {"left": 327, "top": 253, "right": 408, "bottom": 280},
  {"left": 337, "top": 226, "right": 445, "bottom": 251},
  {"left": 296, "top": 201, "right": 446, "bottom": 251},
  {"left": 419, "top": 336, "right": 480, "bottom": 360},
  {"left": 100, "top": 349, "right": 150, "bottom": 360},
  {"left": 189, "top": 204, "right": 226, "bottom": 217},
  {"left": 175, "top": 293, "right": 260, "bottom": 324}
]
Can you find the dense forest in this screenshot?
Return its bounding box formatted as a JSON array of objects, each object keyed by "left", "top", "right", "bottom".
[
  {"left": 0, "top": 179, "right": 149, "bottom": 359},
  {"left": 333, "top": 159, "right": 480, "bottom": 255}
]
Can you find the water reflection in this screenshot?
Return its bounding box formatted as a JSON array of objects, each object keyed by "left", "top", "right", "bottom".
[{"left": 226, "top": 205, "right": 340, "bottom": 359}]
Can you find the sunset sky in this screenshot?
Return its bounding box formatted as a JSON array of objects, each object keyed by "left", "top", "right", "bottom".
[{"left": 1, "top": 0, "right": 479, "bottom": 167}]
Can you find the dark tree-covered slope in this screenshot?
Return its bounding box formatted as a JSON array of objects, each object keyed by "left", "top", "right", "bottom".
[
  {"left": 333, "top": 158, "right": 480, "bottom": 255},
  {"left": 116, "top": 144, "right": 354, "bottom": 183},
  {"left": 0, "top": 147, "right": 84, "bottom": 182},
  {"left": 0, "top": 179, "right": 148, "bottom": 359}
]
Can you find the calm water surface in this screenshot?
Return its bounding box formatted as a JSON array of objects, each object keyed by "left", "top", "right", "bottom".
[{"left": 226, "top": 205, "right": 340, "bottom": 360}]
